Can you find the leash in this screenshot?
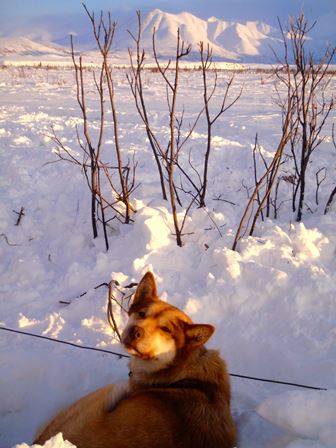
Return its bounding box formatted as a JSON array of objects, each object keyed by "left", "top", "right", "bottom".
[{"left": 0, "top": 325, "right": 327, "bottom": 391}]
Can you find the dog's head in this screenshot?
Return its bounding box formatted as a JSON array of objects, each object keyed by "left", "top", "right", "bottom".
[{"left": 121, "top": 272, "right": 214, "bottom": 373}]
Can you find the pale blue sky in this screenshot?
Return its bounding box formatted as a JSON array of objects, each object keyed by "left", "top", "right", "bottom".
[{"left": 2, "top": 0, "right": 334, "bottom": 20}]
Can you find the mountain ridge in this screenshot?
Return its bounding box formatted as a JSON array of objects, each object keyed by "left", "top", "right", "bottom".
[
  {"left": 0, "top": 36, "right": 70, "bottom": 57},
  {"left": 0, "top": 9, "right": 325, "bottom": 63},
  {"left": 134, "top": 9, "right": 280, "bottom": 61}
]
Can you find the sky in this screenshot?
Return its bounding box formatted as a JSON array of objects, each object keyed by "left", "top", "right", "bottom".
[{"left": 0, "top": 0, "right": 335, "bottom": 43}]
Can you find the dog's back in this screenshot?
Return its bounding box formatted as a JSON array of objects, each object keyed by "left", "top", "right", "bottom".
[
  {"left": 35, "top": 272, "right": 236, "bottom": 448},
  {"left": 36, "top": 350, "right": 235, "bottom": 448}
]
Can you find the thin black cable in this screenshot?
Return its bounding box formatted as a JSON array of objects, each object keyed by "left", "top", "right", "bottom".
[
  {"left": 229, "top": 373, "right": 327, "bottom": 391},
  {"left": 0, "top": 326, "right": 327, "bottom": 391},
  {"left": 0, "top": 326, "right": 129, "bottom": 359}
]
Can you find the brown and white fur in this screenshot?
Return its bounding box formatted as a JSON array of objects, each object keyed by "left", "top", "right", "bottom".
[{"left": 35, "top": 272, "right": 236, "bottom": 448}]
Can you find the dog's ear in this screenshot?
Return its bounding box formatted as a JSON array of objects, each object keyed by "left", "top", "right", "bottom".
[
  {"left": 185, "top": 324, "right": 214, "bottom": 347},
  {"left": 133, "top": 272, "right": 158, "bottom": 304}
]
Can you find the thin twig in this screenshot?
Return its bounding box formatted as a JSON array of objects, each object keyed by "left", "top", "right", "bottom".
[{"left": 13, "top": 207, "right": 25, "bottom": 226}]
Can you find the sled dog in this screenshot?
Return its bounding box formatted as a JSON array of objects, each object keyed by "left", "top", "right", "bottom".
[{"left": 35, "top": 272, "right": 236, "bottom": 448}]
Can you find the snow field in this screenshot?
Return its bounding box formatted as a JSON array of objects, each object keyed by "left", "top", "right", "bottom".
[{"left": 0, "top": 65, "right": 335, "bottom": 448}]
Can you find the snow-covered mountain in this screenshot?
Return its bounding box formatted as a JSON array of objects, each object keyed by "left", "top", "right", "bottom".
[
  {"left": 0, "top": 9, "right": 289, "bottom": 62},
  {"left": 133, "top": 9, "right": 280, "bottom": 61},
  {"left": 0, "top": 36, "right": 70, "bottom": 57}
]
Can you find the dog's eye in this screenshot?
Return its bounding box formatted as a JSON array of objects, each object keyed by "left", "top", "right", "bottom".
[
  {"left": 138, "top": 311, "right": 146, "bottom": 319},
  {"left": 161, "top": 326, "right": 171, "bottom": 334}
]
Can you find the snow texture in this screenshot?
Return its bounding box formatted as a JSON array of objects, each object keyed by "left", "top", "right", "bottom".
[
  {"left": 0, "top": 63, "right": 335, "bottom": 448},
  {"left": 257, "top": 390, "right": 336, "bottom": 447}
]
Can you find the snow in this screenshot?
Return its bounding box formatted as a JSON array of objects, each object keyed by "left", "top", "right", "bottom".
[
  {"left": 16, "top": 433, "right": 75, "bottom": 448},
  {"left": 0, "top": 63, "right": 335, "bottom": 448},
  {"left": 257, "top": 390, "right": 336, "bottom": 447}
]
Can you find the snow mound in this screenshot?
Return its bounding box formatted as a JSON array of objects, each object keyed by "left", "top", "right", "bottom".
[
  {"left": 15, "top": 433, "right": 75, "bottom": 448},
  {"left": 257, "top": 389, "right": 336, "bottom": 447}
]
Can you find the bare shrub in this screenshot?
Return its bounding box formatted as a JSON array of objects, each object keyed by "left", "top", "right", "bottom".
[
  {"left": 232, "top": 13, "right": 335, "bottom": 250},
  {"left": 51, "top": 6, "right": 137, "bottom": 251},
  {"left": 128, "top": 12, "right": 241, "bottom": 246},
  {"left": 274, "top": 14, "right": 335, "bottom": 221}
]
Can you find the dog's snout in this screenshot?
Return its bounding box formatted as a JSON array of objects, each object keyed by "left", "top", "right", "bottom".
[{"left": 130, "top": 325, "right": 144, "bottom": 340}]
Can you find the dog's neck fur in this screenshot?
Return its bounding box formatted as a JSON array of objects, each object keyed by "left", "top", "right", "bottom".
[
  {"left": 128, "top": 347, "right": 230, "bottom": 400},
  {"left": 106, "top": 348, "right": 226, "bottom": 413}
]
